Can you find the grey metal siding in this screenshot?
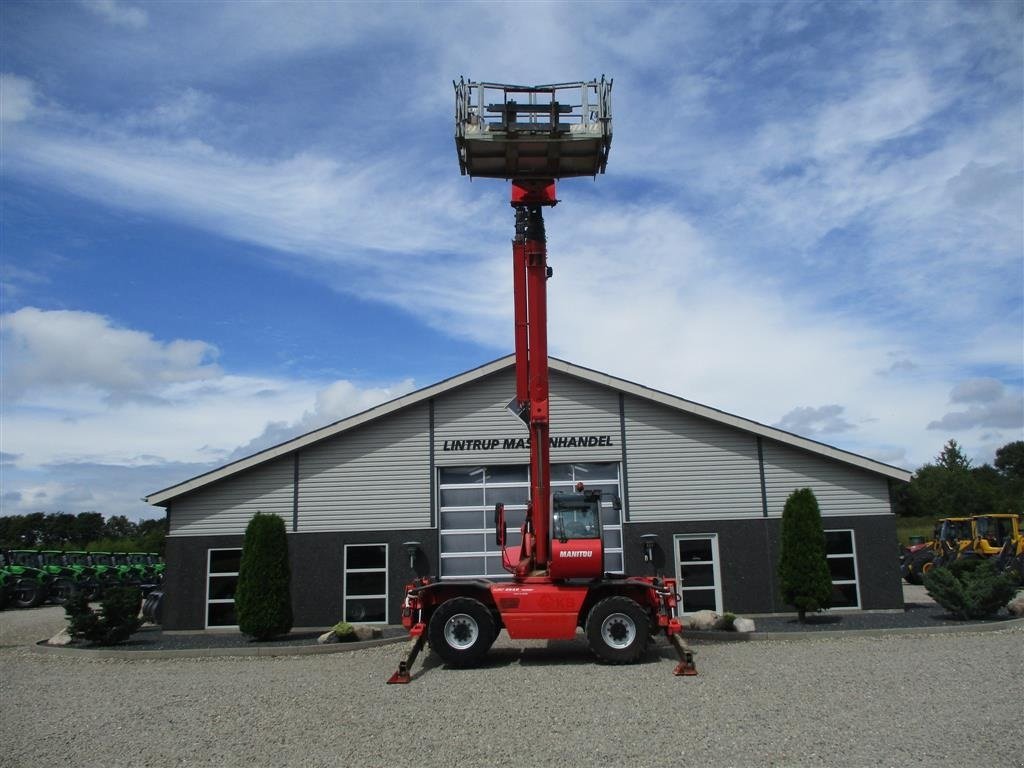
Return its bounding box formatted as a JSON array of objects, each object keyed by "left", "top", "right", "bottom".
[
  {"left": 168, "top": 457, "right": 293, "bottom": 537},
  {"left": 624, "top": 395, "right": 763, "bottom": 521},
  {"left": 762, "top": 440, "right": 892, "bottom": 517},
  {"left": 298, "top": 404, "right": 431, "bottom": 531},
  {"left": 433, "top": 369, "right": 620, "bottom": 466}
]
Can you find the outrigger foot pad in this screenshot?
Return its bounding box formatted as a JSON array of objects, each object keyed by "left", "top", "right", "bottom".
[
  {"left": 668, "top": 632, "right": 698, "bottom": 676},
  {"left": 386, "top": 624, "right": 427, "bottom": 685},
  {"left": 673, "top": 654, "right": 698, "bottom": 676}
]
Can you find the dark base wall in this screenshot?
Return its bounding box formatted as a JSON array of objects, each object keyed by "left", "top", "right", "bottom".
[
  {"left": 622, "top": 515, "right": 904, "bottom": 614},
  {"left": 164, "top": 515, "right": 902, "bottom": 628},
  {"left": 163, "top": 529, "right": 437, "bottom": 630}
]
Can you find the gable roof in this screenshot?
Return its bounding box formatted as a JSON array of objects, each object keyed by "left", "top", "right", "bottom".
[{"left": 145, "top": 355, "right": 911, "bottom": 505}]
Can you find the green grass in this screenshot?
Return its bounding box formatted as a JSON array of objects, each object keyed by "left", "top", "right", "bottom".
[{"left": 896, "top": 516, "right": 936, "bottom": 547}]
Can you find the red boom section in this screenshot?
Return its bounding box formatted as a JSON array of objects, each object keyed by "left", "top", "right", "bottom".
[{"left": 511, "top": 180, "right": 557, "bottom": 574}]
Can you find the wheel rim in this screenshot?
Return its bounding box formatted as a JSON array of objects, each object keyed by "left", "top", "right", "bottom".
[
  {"left": 600, "top": 612, "right": 637, "bottom": 649},
  {"left": 443, "top": 612, "right": 479, "bottom": 650}
]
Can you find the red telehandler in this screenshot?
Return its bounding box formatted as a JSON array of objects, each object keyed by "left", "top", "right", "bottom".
[{"left": 387, "top": 79, "right": 696, "bottom": 683}]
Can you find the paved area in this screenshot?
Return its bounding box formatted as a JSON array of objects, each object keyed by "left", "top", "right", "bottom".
[{"left": 1, "top": 604, "right": 1022, "bottom": 767}]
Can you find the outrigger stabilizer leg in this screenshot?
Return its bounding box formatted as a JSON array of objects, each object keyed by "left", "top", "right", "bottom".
[
  {"left": 668, "top": 632, "right": 698, "bottom": 676},
  {"left": 386, "top": 623, "right": 427, "bottom": 684}
]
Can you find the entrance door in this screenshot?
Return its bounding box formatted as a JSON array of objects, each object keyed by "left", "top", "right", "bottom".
[{"left": 673, "top": 534, "right": 722, "bottom": 614}]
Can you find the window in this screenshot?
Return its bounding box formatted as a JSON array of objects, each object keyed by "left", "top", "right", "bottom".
[
  {"left": 825, "top": 530, "right": 860, "bottom": 609},
  {"left": 206, "top": 548, "right": 241, "bottom": 628},
  {"left": 438, "top": 462, "right": 623, "bottom": 579},
  {"left": 344, "top": 544, "right": 387, "bottom": 623}
]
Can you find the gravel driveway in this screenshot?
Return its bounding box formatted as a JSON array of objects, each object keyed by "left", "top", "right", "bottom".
[{"left": 2, "top": 607, "right": 1021, "bottom": 768}]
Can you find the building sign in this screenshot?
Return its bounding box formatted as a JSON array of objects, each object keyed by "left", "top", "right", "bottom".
[{"left": 441, "top": 435, "right": 614, "bottom": 452}]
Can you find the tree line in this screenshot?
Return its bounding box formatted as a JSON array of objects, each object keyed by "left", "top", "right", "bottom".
[
  {"left": 892, "top": 439, "right": 1024, "bottom": 518},
  {"left": 0, "top": 512, "right": 167, "bottom": 554}
]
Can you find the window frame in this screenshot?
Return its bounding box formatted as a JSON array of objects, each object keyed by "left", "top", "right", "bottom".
[
  {"left": 205, "top": 547, "right": 242, "bottom": 630},
  {"left": 343, "top": 543, "right": 388, "bottom": 624},
  {"left": 824, "top": 528, "right": 861, "bottom": 611}
]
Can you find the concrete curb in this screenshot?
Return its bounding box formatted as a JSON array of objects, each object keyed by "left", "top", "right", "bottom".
[
  {"left": 26, "top": 615, "right": 1024, "bottom": 659},
  {"left": 685, "top": 615, "right": 1024, "bottom": 643},
  {"left": 30, "top": 633, "right": 409, "bottom": 660}
]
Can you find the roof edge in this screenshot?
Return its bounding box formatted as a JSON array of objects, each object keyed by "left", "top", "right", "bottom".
[
  {"left": 144, "top": 355, "right": 516, "bottom": 505},
  {"left": 146, "top": 354, "right": 910, "bottom": 505}
]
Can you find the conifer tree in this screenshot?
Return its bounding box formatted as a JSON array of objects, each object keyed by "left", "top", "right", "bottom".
[
  {"left": 778, "top": 488, "right": 833, "bottom": 622},
  {"left": 236, "top": 512, "right": 293, "bottom": 640}
]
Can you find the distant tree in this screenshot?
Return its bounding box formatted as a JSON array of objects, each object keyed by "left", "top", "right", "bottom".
[
  {"left": 42, "top": 513, "right": 78, "bottom": 547},
  {"left": 993, "top": 441, "right": 1024, "bottom": 479},
  {"left": 103, "top": 515, "right": 138, "bottom": 540},
  {"left": 778, "top": 488, "right": 833, "bottom": 622},
  {"left": 936, "top": 439, "right": 972, "bottom": 471},
  {"left": 74, "top": 512, "right": 106, "bottom": 544},
  {"left": 235, "top": 512, "right": 293, "bottom": 640}
]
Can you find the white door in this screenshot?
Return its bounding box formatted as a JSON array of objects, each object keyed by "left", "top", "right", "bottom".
[{"left": 673, "top": 534, "right": 723, "bottom": 614}]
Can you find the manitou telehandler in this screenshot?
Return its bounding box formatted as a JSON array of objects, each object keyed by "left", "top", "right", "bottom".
[{"left": 388, "top": 79, "right": 695, "bottom": 683}]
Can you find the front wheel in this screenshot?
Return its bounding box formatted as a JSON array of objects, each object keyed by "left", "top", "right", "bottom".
[
  {"left": 12, "top": 578, "right": 45, "bottom": 609},
  {"left": 585, "top": 596, "right": 650, "bottom": 664},
  {"left": 427, "top": 597, "right": 496, "bottom": 668}
]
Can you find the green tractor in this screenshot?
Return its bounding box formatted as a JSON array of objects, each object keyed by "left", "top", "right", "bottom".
[
  {"left": 146, "top": 553, "right": 166, "bottom": 584},
  {"left": 62, "top": 551, "right": 104, "bottom": 599},
  {"left": 33, "top": 550, "right": 80, "bottom": 605},
  {"left": 87, "top": 551, "right": 132, "bottom": 594},
  {"left": 123, "top": 552, "right": 163, "bottom": 591},
  {"left": 1, "top": 550, "right": 51, "bottom": 608}
]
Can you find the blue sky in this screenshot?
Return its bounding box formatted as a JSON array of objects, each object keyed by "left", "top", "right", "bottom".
[{"left": 2, "top": 0, "right": 1021, "bottom": 521}]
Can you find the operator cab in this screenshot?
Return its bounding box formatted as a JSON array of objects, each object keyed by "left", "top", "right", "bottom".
[{"left": 549, "top": 485, "right": 604, "bottom": 580}]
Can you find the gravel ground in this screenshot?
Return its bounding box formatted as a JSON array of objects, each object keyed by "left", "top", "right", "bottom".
[{"left": 2, "top": 606, "right": 1022, "bottom": 767}]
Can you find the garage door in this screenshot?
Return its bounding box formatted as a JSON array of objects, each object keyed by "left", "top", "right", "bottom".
[{"left": 438, "top": 462, "right": 623, "bottom": 579}]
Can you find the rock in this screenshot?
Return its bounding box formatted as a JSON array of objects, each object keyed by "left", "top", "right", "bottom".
[
  {"left": 733, "top": 617, "right": 756, "bottom": 633},
  {"left": 353, "top": 625, "right": 383, "bottom": 641},
  {"left": 317, "top": 630, "right": 339, "bottom": 644},
  {"left": 1007, "top": 595, "right": 1024, "bottom": 618},
  {"left": 47, "top": 628, "right": 73, "bottom": 646},
  {"left": 686, "top": 610, "right": 721, "bottom": 631}
]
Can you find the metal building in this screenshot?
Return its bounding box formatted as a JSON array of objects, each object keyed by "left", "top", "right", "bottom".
[{"left": 145, "top": 356, "right": 911, "bottom": 630}]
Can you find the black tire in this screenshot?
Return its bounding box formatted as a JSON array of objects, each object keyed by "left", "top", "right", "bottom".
[
  {"left": 49, "top": 577, "right": 77, "bottom": 606},
  {"left": 12, "top": 578, "right": 45, "bottom": 609},
  {"left": 427, "top": 597, "right": 496, "bottom": 668},
  {"left": 585, "top": 595, "right": 650, "bottom": 664}
]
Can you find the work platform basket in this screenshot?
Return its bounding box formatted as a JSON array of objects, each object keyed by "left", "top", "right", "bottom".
[{"left": 454, "top": 78, "right": 612, "bottom": 180}]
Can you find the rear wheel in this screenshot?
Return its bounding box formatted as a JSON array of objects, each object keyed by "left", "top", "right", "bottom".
[
  {"left": 586, "top": 596, "right": 650, "bottom": 664},
  {"left": 49, "top": 577, "right": 77, "bottom": 605},
  {"left": 427, "top": 597, "right": 495, "bottom": 668},
  {"left": 12, "top": 578, "right": 45, "bottom": 609}
]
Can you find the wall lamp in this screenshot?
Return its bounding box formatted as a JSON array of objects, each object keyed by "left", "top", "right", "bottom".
[
  {"left": 640, "top": 533, "right": 659, "bottom": 564},
  {"left": 402, "top": 541, "right": 421, "bottom": 570}
]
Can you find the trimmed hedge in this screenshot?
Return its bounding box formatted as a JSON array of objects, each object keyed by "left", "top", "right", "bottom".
[
  {"left": 235, "top": 512, "right": 293, "bottom": 640},
  {"left": 923, "top": 558, "right": 1018, "bottom": 620},
  {"left": 65, "top": 586, "right": 143, "bottom": 645},
  {"left": 778, "top": 487, "right": 833, "bottom": 622}
]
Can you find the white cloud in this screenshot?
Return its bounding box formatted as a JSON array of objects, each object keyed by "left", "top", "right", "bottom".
[
  {"left": 774, "top": 405, "right": 855, "bottom": 436},
  {"left": 1, "top": 307, "right": 220, "bottom": 401},
  {"left": 0, "top": 74, "right": 36, "bottom": 123},
  {"left": 80, "top": 0, "right": 148, "bottom": 30},
  {"left": 928, "top": 380, "right": 1024, "bottom": 432},
  {"left": 227, "top": 377, "right": 417, "bottom": 459}
]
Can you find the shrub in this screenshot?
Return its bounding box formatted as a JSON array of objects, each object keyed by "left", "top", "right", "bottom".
[
  {"left": 235, "top": 512, "right": 293, "bottom": 640},
  {"left": 332, "top": 621, "right": 356, "bottom": 642},
  {"left": 719, "top": 612, "right": 737, "bottom": 631},
  {"left": 778, "top": 487, "right": 833, "bottom": 622},
  {"left": 65, "top": 586, "right": 143, "bottom": 645},
  {"left": 923, "top": 558, "right": 1018, "bottom": 620}
]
